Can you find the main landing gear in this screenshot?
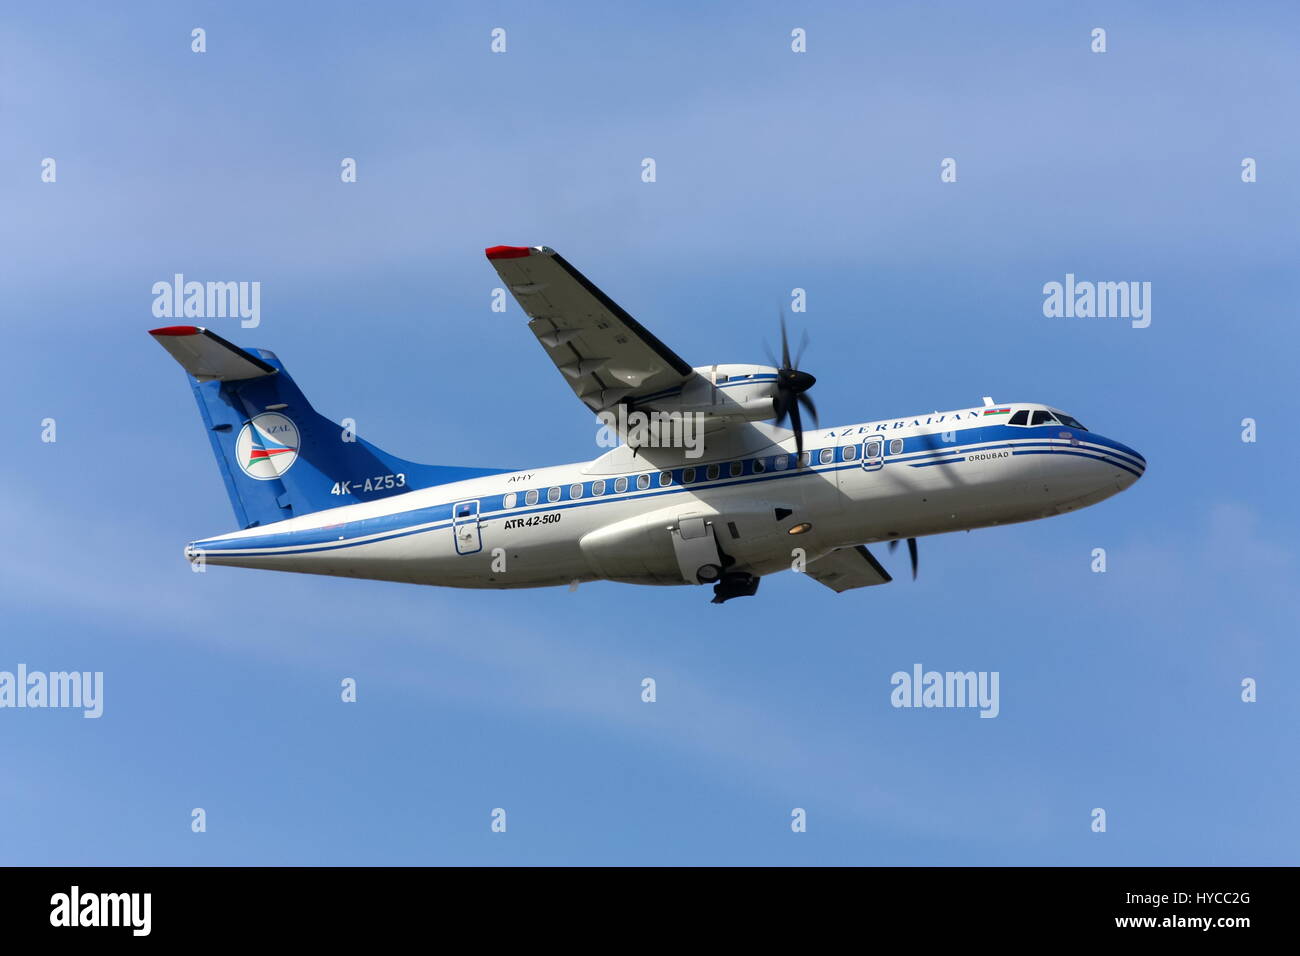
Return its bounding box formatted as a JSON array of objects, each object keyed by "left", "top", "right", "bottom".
[
  {"left": 674, "top": 519, "right": 759, "bottom": 603},
  {"left": 710, "top": 570, "right": 759, "bottom": 604}
]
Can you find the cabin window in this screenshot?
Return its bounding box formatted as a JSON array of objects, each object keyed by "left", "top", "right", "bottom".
[
  {"left": 889, "top": 439, "right": 903, "bottom": 455},
  {"left": 503, "top": 493, "right": 516, "bottom": 509},
  {"left": 636, "top": 474, "right": 650, "bottom": 490},
  {"left": 707, "top": 464, "right": 720, "bottom": 480},
  {"left": 865, "top": 440, "right": 882, "bottom": 458},
  {"left": 774, "top": 455, "right": 789, "bottom": 470},
  {"left": 659, "top": 471, "right": 673, "bottom": 486},
  {"left": 614, "top": 476, "right": 628, "bottom": 493},
  {"left": 819, "top": 448, "right": 833, "bottom": 464},
  {"left": 1008, "top": 410, "right": 1029, "bottom": 426},
  {"left": 753, "top": 458, "right": 767, "bottom": 473},
  {"left": 842, "top": 445, "right": 858, "bottom": 461},
  {"left": 569, "top": 483, "right": 583, "bottom": 499},
  {"left": 799, "top": 451, "right": 812, "bottom": 467},
  {"left": 525, "top": 489, "right": 539, "bottom": 506},
  {"left": 592, "top": 480, "right": 605, "bottom": 496},
  {"left": 1031, "top": 410, "right": 1059, "bottom": 426},
  {"left": 547, "top": 487, "right": 560, "bottom": 503},
  {"left": 729, "top": 461, "right": 743, "bottom": 477},
  {"left": 682, "top": 467, "right": 696, "bottom": 483}
]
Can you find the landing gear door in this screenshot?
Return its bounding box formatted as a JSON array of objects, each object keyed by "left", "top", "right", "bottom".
[
  {"left": 452, "top": 499, "right": 482, "bottom": 555},
  {"left": 861, "top": 435, "right": 886, "bottom": 472},
  {"left": 669, "top": 514, "right": 722, "bottom": 584}
]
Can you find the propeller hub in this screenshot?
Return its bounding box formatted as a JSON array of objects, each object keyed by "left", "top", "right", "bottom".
[{"left": 781, "top": 369, "right": 816, "bottom": 393}]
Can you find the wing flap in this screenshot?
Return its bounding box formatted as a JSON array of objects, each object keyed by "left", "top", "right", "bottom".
[{"left": 804, "top": 545, "right": 893, "bottom": 592}]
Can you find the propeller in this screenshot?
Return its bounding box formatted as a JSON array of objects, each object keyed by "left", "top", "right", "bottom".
[
  {"left": 768, "top": 315, "right": 818, "bottom": 462},
  {"left": 889, "top": 537, "right": 919, "bottom": 580}
]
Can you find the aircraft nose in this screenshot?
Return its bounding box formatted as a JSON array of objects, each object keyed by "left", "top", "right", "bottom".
[{"left": 1108, "top": 438, "right": 1146, "bottom": 486}]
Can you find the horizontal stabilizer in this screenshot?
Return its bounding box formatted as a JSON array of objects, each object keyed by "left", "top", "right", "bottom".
[{"left": 149, "top": 326, "right": 277, "bottom": 382}]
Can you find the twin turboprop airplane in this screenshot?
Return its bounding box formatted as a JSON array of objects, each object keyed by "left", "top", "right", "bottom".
[{"left": 152, "top": 245, "right": 1145, "bottom": 603}]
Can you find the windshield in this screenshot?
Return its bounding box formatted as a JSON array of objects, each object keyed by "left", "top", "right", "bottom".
[{"left": 1053, "top": 412, "right": 1087, "bottom": 430}]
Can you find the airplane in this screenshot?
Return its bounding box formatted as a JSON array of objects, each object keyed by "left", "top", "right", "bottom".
[{"left": 151, "top": 245, "right": 1145, "bottom": 603}]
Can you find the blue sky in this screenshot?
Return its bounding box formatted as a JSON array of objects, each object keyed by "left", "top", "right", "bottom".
[{"left": 2, "top": 0, "right": 1297, "bottom": 864}]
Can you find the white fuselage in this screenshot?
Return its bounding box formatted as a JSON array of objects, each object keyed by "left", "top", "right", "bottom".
[{"left": 190, "top": 403, "right": 1145, "bottom": 590}]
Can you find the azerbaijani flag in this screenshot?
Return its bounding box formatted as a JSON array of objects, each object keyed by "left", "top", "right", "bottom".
[{"left": 983, "top": 407, "right": 1011, "bottom": 416}]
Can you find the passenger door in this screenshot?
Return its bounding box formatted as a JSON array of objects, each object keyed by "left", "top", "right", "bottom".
[
  {"left": 861, "top": 434, "right": 886, "bottom": 472},
  {"left": 452, "top": 499, "right": 482, "bottom": 555}
]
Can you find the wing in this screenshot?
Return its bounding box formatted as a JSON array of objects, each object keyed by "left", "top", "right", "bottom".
[
  {"left": 486, "top": 246, "right": 694, "bottom": 413},
  {"left": 804, "top": 546, "right": 893, "bottom": 592}
]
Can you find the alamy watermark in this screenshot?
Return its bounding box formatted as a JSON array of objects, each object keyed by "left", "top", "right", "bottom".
[
  {"left": 890, "top": 663, "right": 999, "bottom": 718},
  {"left": 151, "top": 274, "right": 261, "bottom": 328},
  {"left": 50, "top": 886, "right": 150, "bottom": 936},
  {"left": 1042, "top": 273, "right": 1150, "bottom": 328},
  {"left": 0, "top": 665, "right": 103, "bottom": 718},
  {"left": 595, "top": 407, "right": 705, "bottom": 458}
]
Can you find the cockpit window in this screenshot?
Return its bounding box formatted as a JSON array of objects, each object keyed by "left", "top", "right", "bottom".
[
  {"left": 1054, "top": 412, "right": 1087, "bottom": 430},
  {"left": 1008, "top": 410, "right": 1029, "bottom": 426},
  {"left": 1030, "top": 410, "right": 1059, "bottom": 426}
]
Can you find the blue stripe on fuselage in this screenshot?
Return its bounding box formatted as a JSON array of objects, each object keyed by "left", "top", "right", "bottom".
[{"left": 193, "top": 425, "right": 1141, "bottom": 558}]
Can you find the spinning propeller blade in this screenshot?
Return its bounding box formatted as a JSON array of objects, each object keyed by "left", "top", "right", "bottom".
[
  {"left": 889, "top": 537, "right": 920, "bottom": 580},
  {"left": 769, "top": 314, "right": 817, "bottom": 463}
]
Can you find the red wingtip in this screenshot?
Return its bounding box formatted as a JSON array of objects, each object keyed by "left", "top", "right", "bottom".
[
  {"left": 149, "top": 325, "right": 201, "bottom": 336},
  {"left": 485, "top": 245, "right": 533, "bottom": 260}
]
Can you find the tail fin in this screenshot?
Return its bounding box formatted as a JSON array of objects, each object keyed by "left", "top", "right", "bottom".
[{"left": 150, "top": 326, "right": 504, "bottom": 529}]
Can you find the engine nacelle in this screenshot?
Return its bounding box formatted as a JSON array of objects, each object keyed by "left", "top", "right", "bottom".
[{"left": 634, "top": 364, "right": 779, "bottom": 425}]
